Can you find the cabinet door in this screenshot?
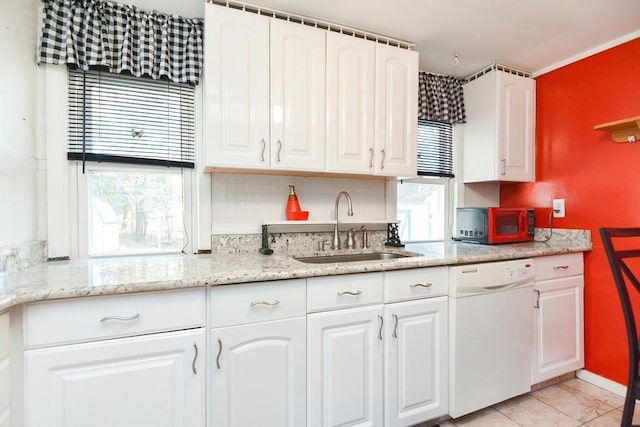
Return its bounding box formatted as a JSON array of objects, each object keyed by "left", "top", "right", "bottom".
[
  {"left": 326, "top": 32, "right": 375, "bottom": 174},
  {"left": 307, "top": 305, "right": 383, "bottom": 427},
  {"left": 461, "top": 69, "right": 535, "bottom": 183},
  {"left": 0, "top": 312, "right": 9, "bottom": 427},
  {"left": 204, "top": 4, "right": 270, "bottom": 170},
  {"left": 532, "top": 275, "right": 584, "bottom": 384},
  {"left": 211, "top": 317, "right": 306, "bottom": 427},
  {"left": 497, "top": 71, "right": 535, "bottom": 182},
  {"left": 270, "top": 19, "right": 326, "bottom": 172},
  {"left": 385, "top": 297, "right": 448, "bottom": 427},
  {"left": 24, "top": 329, "right": 205, "bottom": 427},
  {"left": 374, "top": 44, "right": 418, "bottom": 176}
]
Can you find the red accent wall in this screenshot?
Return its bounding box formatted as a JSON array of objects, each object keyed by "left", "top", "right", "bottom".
[{"left": 501, "top": 37, "right": 640, "bottom": 385}]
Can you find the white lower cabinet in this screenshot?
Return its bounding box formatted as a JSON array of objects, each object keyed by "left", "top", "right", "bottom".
[
  {"left": 24, "top": 329, "right": 205, "bottom": 427},
  {"left": 384, "top": 297, "right": 448, "bottom": 427},
  {"left": 307, "top": 269, "right": 448, "bottom": 427},
  {"left": 210, "top": 317, "right": 306, "bottom": 427},
  {"left": 531, "top": 254, "right": 584, "bottom": 384},
  {"left": 307, "top": 305, "right": 384, "bottom": 427},
  {"left": 23, "top": 288, "right": 206, "bottom": 427},
  {"left": 209, "top": 279, "right": 307, "bottom": 427},
  {"left": 0, "top": 311, "right": 10, "bottom": 427}
]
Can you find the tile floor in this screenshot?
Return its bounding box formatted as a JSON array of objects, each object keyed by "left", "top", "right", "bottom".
[{"left": 421, "top": 376, "right": 636, "bottom": 426}]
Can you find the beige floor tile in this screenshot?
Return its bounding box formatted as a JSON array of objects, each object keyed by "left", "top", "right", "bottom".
[
  {"left": 531, "top": 382, "right": 615, "bottom": 423},
  {"left": 581, "top": 408, "right": 627, "bottom": 426},
  {"left": 560, "top": 378, "right": 625, "bottom": 407},
  {"left": 493, "top": 394, "right": 580, "bottom": 427},
  {"left": 451, "top": 407, "right": 520, "bottom": 426}
]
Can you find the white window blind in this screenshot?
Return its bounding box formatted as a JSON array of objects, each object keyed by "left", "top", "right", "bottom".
[
  {"left": 68, "top": 68, "right": 196, "bottom": 169},
  {"left": 416, "top": 119, "right": 454, "bottom": 178}
]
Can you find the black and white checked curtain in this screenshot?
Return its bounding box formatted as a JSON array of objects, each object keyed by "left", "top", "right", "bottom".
[
  {"left": 38, "top": 0, "right": 204, "bottom": 85},
  {"left": 418, "top": 72, "right": 466, "bottom": 124}
]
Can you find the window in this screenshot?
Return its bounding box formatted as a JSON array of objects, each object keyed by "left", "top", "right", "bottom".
[
  {"left": 397, "top": 120, "right": 454, "bottom": 242},
  {"left": 68, "top": 69, "right": 196, "bottom": 257}
]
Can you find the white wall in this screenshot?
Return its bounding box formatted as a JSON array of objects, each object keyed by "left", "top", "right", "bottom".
[{"left": 0, "top": 0, "right": 40, "bottom": 247}]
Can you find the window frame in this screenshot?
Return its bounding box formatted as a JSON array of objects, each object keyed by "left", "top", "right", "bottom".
[
  {"left": 396, "top": 176, "right": 453, "bottom": 243},
  {"left": 70, "top": 161, "right": 194, "bottom": 259},
  {"left": 41, "top": 64, "right": 210, "bottom": 260}
]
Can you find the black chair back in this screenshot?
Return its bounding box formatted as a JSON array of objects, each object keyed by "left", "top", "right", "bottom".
[{"left": 600, "top": 227, "right": 640, "bottom": 427}]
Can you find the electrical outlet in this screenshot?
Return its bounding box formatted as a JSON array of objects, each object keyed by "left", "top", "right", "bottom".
[{"left": 552, "top": 199, "right": 565, "bottom": 218}]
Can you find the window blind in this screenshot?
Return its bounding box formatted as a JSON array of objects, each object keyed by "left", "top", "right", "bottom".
[
  {"left": 68, "top": 68, "right": 196, "bottom": 169},
  {"left": 416, "top": 119, "right": 454, "bottom": 178}
]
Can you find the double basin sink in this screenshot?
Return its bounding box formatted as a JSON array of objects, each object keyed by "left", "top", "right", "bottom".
[{"left": 294, "top": 252, "right": 414, "bottom": 264}]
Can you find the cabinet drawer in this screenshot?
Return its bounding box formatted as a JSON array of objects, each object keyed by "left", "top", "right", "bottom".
[
  {"left": 384, "top": 267, "right": 448, "bottom": 303},
  {"left": 534, "top": 253, "right": 584, "bottom": 281},
  {"left": 24, "top": 288, "right": 205, "bottom": 348},
  {"left": 307, "top": 272, "right": 383, "bottom": 312},
  {"left": 210, "top": 279, "right": 306, "bottom": 328}
]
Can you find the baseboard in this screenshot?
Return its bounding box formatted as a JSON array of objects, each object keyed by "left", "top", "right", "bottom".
[{"left": 576, "top": 369, "right": 627, "bottom": 397}]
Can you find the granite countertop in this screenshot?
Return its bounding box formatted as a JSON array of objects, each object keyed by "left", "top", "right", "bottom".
[{"left": 0, "top": 230, "right": 592, "bottom": 312}]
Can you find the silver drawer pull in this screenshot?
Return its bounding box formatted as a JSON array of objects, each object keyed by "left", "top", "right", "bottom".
[
  {"left": 337, "top": 290, "right": 363, "bottom": 297},
  {"left": 192, "top": 343, "right": 198, "bottom": 375},
  {"left": 553, "top": 265, "right": 570, "bottom": 270},
  {"left": 216, "top": 338, "right": 222, "bottom": 370},
  {"left": 100, "top": 313, "right": 140, "bottom": 323},
  {"left": 411, "top": 283, "right": 433, "bottom": 289},
  {"left": 250, "top": 300, "right": 280, "bottom": 307},
  {"left": 392, "top": 314, "right": 399, "bottom": 339}
]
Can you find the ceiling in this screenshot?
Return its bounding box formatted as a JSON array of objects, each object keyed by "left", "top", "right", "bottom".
[{"left": 133, "top": 0, "right": 640, "bottom": 78}]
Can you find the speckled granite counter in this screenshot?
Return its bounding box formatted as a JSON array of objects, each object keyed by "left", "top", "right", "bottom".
[{"left": 0, "top": 229, "right": 591, "bottom": 312}]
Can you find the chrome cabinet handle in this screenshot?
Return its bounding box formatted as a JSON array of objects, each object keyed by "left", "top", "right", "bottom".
[
  {"left": 380, "top": 149, "right": 385, "bottom": 170},
  {"left": 337, "top": 290, "right": 362, "bottom": 297},
  {"left": 378, "top": 315, "right": 384, "bottom": 341},
  {"left": 368, "top": 147, "right": 374, "bottom": 169},
  {"left": 500, "top": 158, "right": 507, "bottom": 175},
  {"left": 534, "top": 289, "right": 541, "bottom": 309},
  {"left": 192, "top": 343, "right": 198, "bottom": 375},
  {"left": 392, "top": 314, "right": 399, "bottom": 339},
  {"left": 553, "top": 265, "right": 570, "bottom": 270},
  {"left": 276, "top": 139, "right": 282, "bottom": 163},
  {"left": 250, "top": 300, "right": 280, "bottom": 307},
  {"left": 259, "top": 138, "right": 266, "bottom": 162},
  {"left": 100, "top": 313, "right": 140, "bottom": 322},
  {"left": 216, "top": 338, "right": 222, "bottom": 370},
  {"left": 411, "top": 283, "right": 433, "bottom": 289}
]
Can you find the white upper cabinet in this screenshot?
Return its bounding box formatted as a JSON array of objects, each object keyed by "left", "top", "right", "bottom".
[
  {"left": 270, "top": 19, "right": 326, "bottom": 171},
  {"left": 204, "top": 5, "right": 270, "bottom": 170},
  {"left": 204, "top": 3, "right": 419, "bottom": 177},
  {"left": 326, "top": 32, "right": 376, "bottom": 174},
  {"left": 462, "top": 69, "right": 535, "bottom": 183},
  {"left": 374, "top": 44, "right": 419, "bottom": 177},
  {"left": 204, "top": 4, "right": 325, "bottom": 172}
]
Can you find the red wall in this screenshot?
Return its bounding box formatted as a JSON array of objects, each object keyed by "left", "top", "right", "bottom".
[{"left": 501, "top": 37, "right": 640, "bottom": 385}]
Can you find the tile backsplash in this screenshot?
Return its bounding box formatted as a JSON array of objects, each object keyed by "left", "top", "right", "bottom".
[{"left": 211, "top": 174, "right": 390, "bottom": 234}]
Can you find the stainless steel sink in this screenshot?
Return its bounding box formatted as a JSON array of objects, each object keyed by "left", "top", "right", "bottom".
[{"left": 294, "top": 252, "right": 412, "bottom": 264}]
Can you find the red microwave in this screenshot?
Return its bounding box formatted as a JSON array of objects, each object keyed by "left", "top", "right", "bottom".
[{"left": 454, "top": 207, "right": 535, "bottom": 244}]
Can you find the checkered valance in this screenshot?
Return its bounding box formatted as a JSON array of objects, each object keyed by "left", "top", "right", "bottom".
[
  {"left": 38, "top": 0, "right": 204, "bottom": 85},
  {"left": 418, "top": 72, "right": 466, "bottom": 124}
]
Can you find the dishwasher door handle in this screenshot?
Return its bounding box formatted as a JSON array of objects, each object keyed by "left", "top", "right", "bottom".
[{"left": 481, "top": 279, "right": 533, "bottom": 291}]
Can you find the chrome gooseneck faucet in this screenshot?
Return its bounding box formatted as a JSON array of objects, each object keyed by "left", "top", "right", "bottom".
[{"left": 332, "top": 191, "right": 353, "bottom": 249}]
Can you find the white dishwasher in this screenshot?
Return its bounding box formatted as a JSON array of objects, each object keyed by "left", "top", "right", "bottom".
[{"left": 448, "top": 258, "right": 534, "bottom": 418}]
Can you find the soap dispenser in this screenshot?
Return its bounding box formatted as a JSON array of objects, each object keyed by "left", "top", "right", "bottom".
[
  {"left": 286, "top": 185, "right": 301, "bottom": 219},
  {"left": 285, "top": 185, "right": 309, "bottom": 220}
]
